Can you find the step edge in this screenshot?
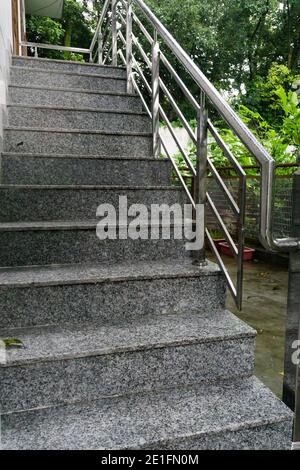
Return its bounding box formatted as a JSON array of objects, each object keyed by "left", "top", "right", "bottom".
[
  {"left": 1, "top": 152, "right": 168, "bottom": 162},
  {"left": 0, "top": 262, "right": 222, "bottom": 289},
  {"left": 7, "top": 104, "right": 148, "bottom": 117},
  {"left": 0, "top": 332, "right": 256, "bottom": 368},
  {"left": 0, "top": 184, "right": 178, "bottom": 190},
  {"left": 10, "top": 65, "right": 127, "bottom": 81},
  {"left": 126, "top": 415, "right": 293, "bottom": 451},
  {"left": 12, "top": 56, "right": 126, "bottom": 71},
  {"left": 4, "top": 126, "right": 152, "bottom": 137},
  {"left": 0, "top": 219, "right": 191, "bottom": 232},
  {"left": 0, "top": 378, "right": 292, "bottom": 434},
  {"left": 8, "top": 84, "right": 138, "bottom": 97}
]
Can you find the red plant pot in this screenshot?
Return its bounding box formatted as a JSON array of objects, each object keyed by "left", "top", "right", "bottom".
[
  {"left": 219, "top": 242, "right": 255, "bottom": 261},
  {"left": 213, "top": 238, "right": 226, "bottom": 252}
]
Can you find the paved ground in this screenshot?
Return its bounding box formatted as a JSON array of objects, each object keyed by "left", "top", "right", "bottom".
[{"left": 220, "top": 256, "right": 288, "bottom": 399}]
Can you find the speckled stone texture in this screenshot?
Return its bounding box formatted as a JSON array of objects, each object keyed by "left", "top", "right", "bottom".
[
  {"left": 1, "top": 154, "right": 172, "bottom": 186},
  {"left": 8, "top": 86, "right": 143, "bottom": 111},
  {"left": 10, "top": 67, "right": 127, "bottom": 92},
  {"left": 8, "top": 106, "right": 152, "bottom": 133},
  {"left": 0, "top": 377, "right": 293, "bottom": 450},
  {"left": 0, "top": 186, "right": 185, "bottom": 221},
  {"left": 12, "top": 56, "right": 127, "bottom": 77},
  {"left": 0, "top": 223, "right": 189, "bottom": 266},
  {"left": 0, "top": 260, "right": 226, "bottom": 328},
  {"left": 0, "top": 59, "right": 293, "bottom": 449},
  {"left": 0, "top": 311, "right": 256, "bottom": 412},
  {"left": 4, "top": 128, "right": 153, "bottom": 156}
]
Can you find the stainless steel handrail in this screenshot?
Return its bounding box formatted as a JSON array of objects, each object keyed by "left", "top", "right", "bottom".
[
  {"left": 20, "top": 41, "right": 91, "bottom": 55},
  {"left": 132, "top": 0, "right": 299, "bottom": 253},
  {"left": 118, "top": 2, "right": 246, "bottom": 306}
]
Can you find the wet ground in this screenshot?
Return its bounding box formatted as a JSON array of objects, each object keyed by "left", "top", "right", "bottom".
[{"left": 214, "top": 255, "right": 289, "bottom": 398}]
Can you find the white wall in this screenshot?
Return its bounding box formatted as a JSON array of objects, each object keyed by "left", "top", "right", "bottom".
[
  {"left": 0, "top": 0, "right": 13, "bottom": 151},
  {"left": 160, "top": 127, "right": 191, "bottom": 156}
]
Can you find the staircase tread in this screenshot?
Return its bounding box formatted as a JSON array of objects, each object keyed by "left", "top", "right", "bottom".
[
  {"left": 11, "top": 65, "right": 127, "bottom": 80},
  {"left": 8, "top": 83, "right": 138, "bottom": 97},
  {"left": 1, "top": 152, "right": 168, "bottom": 161},
  {"left": 0, "top": 310, "right": 256, "bottom": 366},
  {"left": 7, "top": 104, "right": 148, "bottom": 116},
  {"left": 12, "top": 56, "right": 126, "bottom": 71},
  {"left": 4, "top": 126, "right": 152, "bottom": 136},
  {"left": 1, "top": 376, "right": 292, "bottom": 449},
  {"left": 0, "top": 259, "right": 221, "bottom": 288}
]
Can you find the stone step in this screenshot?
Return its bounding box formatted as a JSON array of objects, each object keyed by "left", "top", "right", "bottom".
[
  {"left": 3, "top": 127, "right": 153, "bottom": 156},
  {"left": 0, "top": 310, "right": 256, "bottom": 413},
  {"left": 0, "top": 220, "right": 189, "bottom": 267},
  {"left": 0, "top": 186, "right": 185, "bottom": 221},
  {"left": 1, "top": 154, "right": 172, "bottom": 186},
  {"left": 0, "top": 260, "right": 225, "bottom": 328},
  {"left": 7, "top": 105, "right": 152, "bottom": 133},
  {"left": 10, "top": 66, "right": 127, "bottom": 93},
  {"left": 8, "top": 85, "right": 143, "bottom": 111},
  {"left": 12, "top": 56, "right": 127, "bottom": 77},
  {"left": 0, "top": 377, "right": 292, "bottom": 449}
]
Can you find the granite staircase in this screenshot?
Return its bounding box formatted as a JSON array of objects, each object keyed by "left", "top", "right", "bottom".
[{"left": 0, "top": 56, "right": 293, "bottom": 450}]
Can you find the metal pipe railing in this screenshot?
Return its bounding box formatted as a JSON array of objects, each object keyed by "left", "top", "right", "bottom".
[{"left": 131, "top": 0, "right": 299, "bottom": 253}]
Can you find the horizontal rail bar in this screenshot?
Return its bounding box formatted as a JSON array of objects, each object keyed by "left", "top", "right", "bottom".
[{"left": 21, "top": 42, "right": 90, "bottom": 54}]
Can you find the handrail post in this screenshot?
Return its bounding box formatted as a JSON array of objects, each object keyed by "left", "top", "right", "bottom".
[
  {"left": 126, "top": 0, "right": 133, "bottom": 93},
  {"left": 98, "top": 29, "right": 103, "bottom": 65},
  {"left": 283, "top": 154, "right": 300, "bottom": 448},
  {"left": 152, "top": 30, "right": 160, "bottom": 158},
  {"left": 192, "top": 92, "right": 207, "bottom": 266},
  {"left": 111, "top": 0, "right": 118, "bottom": 66}
]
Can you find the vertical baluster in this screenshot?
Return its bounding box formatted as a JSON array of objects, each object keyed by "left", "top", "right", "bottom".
[
  {"left": 111, "top": 0, "right": 118, "bottom": 66},
  {"left": 126, "top": 0, "right": 133, "bottom": 93},
  {"left": 98, "top": 28, "right": 103, "bottom": 65},
  {"left": 192, "top": 91, "right": 207, "bottom": 266},
  {"left": 34, "top": 46, "right": 38, "bottom": 58},
  {"left": 152, "top": 30, "right": 160, "bottom": 158}
]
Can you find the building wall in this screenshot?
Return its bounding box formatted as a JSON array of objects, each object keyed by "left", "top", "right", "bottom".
[{"left": 0, "top": 0, "right": 13, "bottom": 152}]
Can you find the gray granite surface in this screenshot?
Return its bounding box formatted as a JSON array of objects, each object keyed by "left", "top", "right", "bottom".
[
  {"left": 0, "top": 310, "right": 256, "bottom": 365},
  {"left": 0, "top": 260, "right": 225, "bottom": 328},
  {"left": 12, "top": 56, "right": 126, "bottom": 77},
  {"left": 0, "top": 186, "right": 185, "bottom": 221},
  {"left": 10, "top": 66, "right": 127, "bottom": 92},
  {"left": 4, "top": 127, "right": 153, "bottom": 156},
  {"left": 1, "top": 377, "right": 293, "bottom": 449},
  {"left": 1, "top": 153, "right": 172, "bottom": 185},
  {"left": 1, "top": 58, "right": 292, "bottom": 450},
  {"left": 0, "top": 258, "right": 221, "bottom": 287},
  {"left": 0, "top": 224, "right": 188, "bottom": 266},
  {"left": 0, "top": 311, "right": 255, "bottom": 412},
  {"left": 8, "top": 105, "right": 152, "bottom": 133},
  {"left": 9, "top": 85, "right": 143, "bottom": 111}
]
